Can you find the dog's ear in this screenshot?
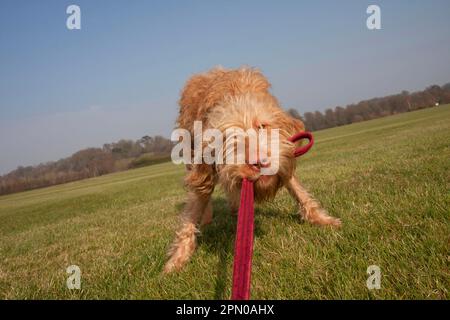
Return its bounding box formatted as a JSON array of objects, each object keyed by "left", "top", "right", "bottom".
[
  {"left": 291, "top": 117, "right": 305, "bottom": 133},
  {"left": 280, "top": 112, "right": 306, "bottom": 137}
]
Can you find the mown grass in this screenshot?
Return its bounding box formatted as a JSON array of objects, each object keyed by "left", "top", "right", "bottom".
[{"left": 0, "top": 105, "right": 449, "bottom": 299}]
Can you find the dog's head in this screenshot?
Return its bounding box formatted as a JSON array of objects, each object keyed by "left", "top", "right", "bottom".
[{"left": 206, "top": 94, "right": 304, "bottom": 201}]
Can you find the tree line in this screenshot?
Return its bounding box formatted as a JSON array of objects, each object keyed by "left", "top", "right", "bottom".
[
  {"left": 0, "top": 135, "right": 173, "bottom": 195},
  {"left": 288, "top": 83, "right": 450, "bottom": 131},
  {"left": 1, "top": 82, "right": 449, "bottom": 196}
]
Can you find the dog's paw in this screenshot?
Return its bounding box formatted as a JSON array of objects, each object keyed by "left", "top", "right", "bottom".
[
  {"left": 301, "top": 207, "right": 342, "bottom": 228},
  {"left": 327, "top": 216, "right": 342, "bottom": 228},
  {"left": 163, "top": 260, "right": 179, "bottom": 274},
  {"left": 315, "top": 213, "right": 342, "bottom": 228}
]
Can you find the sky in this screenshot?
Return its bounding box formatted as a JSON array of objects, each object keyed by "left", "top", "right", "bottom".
[{"left": 0, "top": 0, "right": 449, "bottom": 174}]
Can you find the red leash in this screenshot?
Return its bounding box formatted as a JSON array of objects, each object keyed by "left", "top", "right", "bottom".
[
  {"left": 231, "top": 131, "right": 314, "bottom": 300},
  {"left": 288, "top": 131, "right": 314, "bottom": 157},
  {"left": 231, "top": 178, "right": 254, "bottom": 300}
]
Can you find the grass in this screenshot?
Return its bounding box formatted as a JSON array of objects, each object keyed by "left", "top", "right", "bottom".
[{"left": 0, "top": 105, "right": 449, "bottom": 299}]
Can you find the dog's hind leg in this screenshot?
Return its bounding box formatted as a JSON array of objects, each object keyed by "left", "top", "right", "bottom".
[
  {"left": 200, "top": 199, "right": 213, "bottom": 226},
  {"left": 227, "top": 191, "right": 240, "bottom": 216},
  {"left": 286, "top": 176, "right": 341, "bottom": 227},
  {"left": 164, "top": 192, "right": 211, "bottom": 273}
]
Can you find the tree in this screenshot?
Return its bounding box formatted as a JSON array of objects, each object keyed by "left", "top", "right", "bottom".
[
  {"left": 313, "top": 111, "right": 326, "bottom": 130},
  {"left": 324, "top": 108, "right": 336, "bottom": 127},
  {"left": 335, "top": 106, "right": 347, "bottom": 126},
  {"left": 303, "top": 112, "right": 316, "bottom": 131}
]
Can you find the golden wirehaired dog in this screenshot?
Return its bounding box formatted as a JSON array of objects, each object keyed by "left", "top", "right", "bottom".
[{"left": 164, "top": 67, "right": 340, "bottom": 273}]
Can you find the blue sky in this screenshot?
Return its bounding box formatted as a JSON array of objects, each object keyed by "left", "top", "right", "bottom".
[{"left": 1, "top": 0, "right": 449, "bottom": 174}]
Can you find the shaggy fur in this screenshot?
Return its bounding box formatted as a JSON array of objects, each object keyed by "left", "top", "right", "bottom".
[{"left": 164, "top": 67, "right": 340, "bottom": 273}]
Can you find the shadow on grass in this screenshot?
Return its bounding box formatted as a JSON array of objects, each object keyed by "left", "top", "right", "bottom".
[
  {"left": 174, "top": 194, "right": 291, "bottom": 299},
  {"left": 197, "top": 196, "right": 277, "bottom": 300}
]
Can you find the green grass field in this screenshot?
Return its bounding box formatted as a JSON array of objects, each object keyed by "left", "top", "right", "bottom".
[{"left": 1, "top": 106, "right": 449, "bottom": 299}]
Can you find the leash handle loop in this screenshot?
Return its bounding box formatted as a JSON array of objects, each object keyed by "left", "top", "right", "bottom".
[{"left": 288, "top": 131, "right": 314, "bottom": 157}]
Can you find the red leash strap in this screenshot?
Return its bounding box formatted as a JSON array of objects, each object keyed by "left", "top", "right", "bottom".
[
  {"left": 231, "top": 131, "right": 313, "bottom": 300},
  {"left": 231, "top": 178, "right": 254, "bottom": 300}
]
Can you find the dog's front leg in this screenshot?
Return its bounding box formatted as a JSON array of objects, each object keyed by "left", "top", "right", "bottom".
[
  {"left": 164, "top": 192, "right": 211, "bottom": 273},
  {"left": 286, "top": 175, "right": 341, "bottom": 227}
]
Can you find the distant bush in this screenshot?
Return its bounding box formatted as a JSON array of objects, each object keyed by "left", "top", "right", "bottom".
[
  {"left": 0, "top": 135, "right": 174, "bottom": 196},
  {"left": 289, "top": 83, "right": 450, "bottom": 131},
  {"left": 128, "top": 154, "right": 171, "bottom": 169}
]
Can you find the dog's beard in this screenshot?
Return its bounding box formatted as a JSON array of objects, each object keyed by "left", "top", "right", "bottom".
[
  {"left": 217, "top": 144, "right": 295, "bottom": 202},
  {"left": 253, "top": 174, "right": 282, "bottom": 202},
  {"left": 206, "top": 93, "right": 299, "bottom": 202}
]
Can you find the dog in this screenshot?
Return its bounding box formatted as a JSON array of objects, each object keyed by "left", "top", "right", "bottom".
[{"left": 164, "top": 67, "right": 340, "bottom": 273}]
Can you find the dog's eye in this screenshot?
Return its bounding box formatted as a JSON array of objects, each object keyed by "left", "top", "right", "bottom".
[{"left": 258, "top": 123, "right": 267, "bottom": 130}]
